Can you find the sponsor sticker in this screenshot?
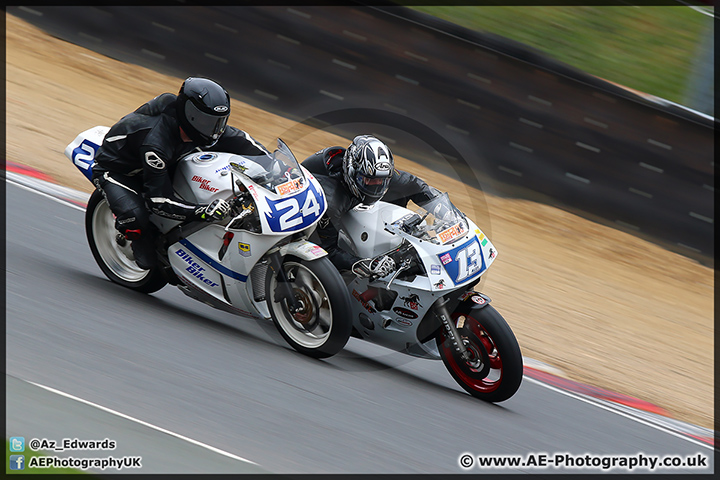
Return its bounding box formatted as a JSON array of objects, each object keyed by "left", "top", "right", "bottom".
[
  {"left": 489, "top": 247, "right": 497, "bottom": 259},
  {"left": 430, "top": 264, "right": 442, "bottom": 275},
  {"left": 434, "top": 279, "right": 446, "bottom": 290},
  {"left": 191, "top": 175, "right": 220, "bottom": 193},
  {"left": 392, "top": 307, "right": 418, "bottom": 319},
  {"left": 472, "top": 295, "right": 486, "bottom": 305},
  {"left": 400, "top": 294, "right": 422, "bottom": 310},
  {"left": 352, "top": 289, "right": 376, "bottom": 314},
  {"left": 238, "top": 242, "right": 251, "bottom": 257},
  {"left": 276, "top": 178, "right": 303, "bottom": 196},
  {"left": 395, "top": 318, "right": 413, "bottom": 327},
  {"left": 437, "top": 222, "right": 466, "bottom": 244},
  {"left": 440, "top": 253, "right": 452, "bottom": 265}
]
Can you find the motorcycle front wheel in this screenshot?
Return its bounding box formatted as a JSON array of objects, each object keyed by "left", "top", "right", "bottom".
[
  {"left": 85, "top": 189, "right": 167, "bottom": 294},
  {"left": 266, "top": 255, "right": 353, "bottom": 358},
  {"left": 437, "top": 304, "right": 523, "bottom": 402}
]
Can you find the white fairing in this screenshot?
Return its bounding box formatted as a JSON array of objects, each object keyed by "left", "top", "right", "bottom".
[
  {"left": 339, "top": 197, "right": 497, "bottom": 358},
  {"left": 174, "top": 151, "right": 235, "bottom": 205}
]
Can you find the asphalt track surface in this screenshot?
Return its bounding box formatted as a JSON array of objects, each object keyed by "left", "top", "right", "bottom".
[{"left": 5, "top": 182, "right": 714, "bottom": 474}]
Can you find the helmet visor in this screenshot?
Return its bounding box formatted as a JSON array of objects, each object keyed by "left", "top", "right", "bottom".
[
  {"left": 185, "top": 101, "right": 229, "bottom": 143},
  {"left": 355, "top": 173, "right": 390, "bottom": 201}
]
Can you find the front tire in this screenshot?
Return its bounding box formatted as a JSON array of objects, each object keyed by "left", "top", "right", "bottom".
[
  {"left": 266, "top": 255, "right": 353, "bottom": 358},
  {"left": 437, "top": 305, "right": 523, "bottom": 402},
  {"left": 85, "top": 189, "right": 167, "bottom": 294}
]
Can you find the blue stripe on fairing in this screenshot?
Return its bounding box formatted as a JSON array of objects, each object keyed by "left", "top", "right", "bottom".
[{"left": 179, "top": 238, "right": 248, "bottom": 282}]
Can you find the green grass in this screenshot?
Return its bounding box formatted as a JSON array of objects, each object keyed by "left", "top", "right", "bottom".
[
  {"left": 6, "top": 439, "right": 88, "bottom": 475},
  {"left": 411, "top": 6, "right": 711, "bottom": 104}
]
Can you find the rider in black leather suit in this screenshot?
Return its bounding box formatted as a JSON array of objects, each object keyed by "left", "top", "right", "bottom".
[
  {"left": 302, "top": 135, "right": 440, "bottom": 274},
  {"left": 92, "top": 77, "right": 269, "bottom": 269}
]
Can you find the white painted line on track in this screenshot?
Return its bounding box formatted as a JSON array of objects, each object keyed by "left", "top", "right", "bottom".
[
  {"left": 404, "top": 51, "right": 428, "bottom": 62},
  {"left": 576, "top": 141, "right": 600, "bottom": 153},
  {"left": 647, "top": 138, "right": 672, "bottom": 150},
  {"left": 25, "top": 379, "right": 261, "bottom": 466},
  {"left": 205, "top": 53, "right": 228, "bottom": 64},
  {"left": 319, "top": 90, "right": 344, "bottom": 101},
  {"left": 519, "top": 117, "right": 543, "bottom": 128},
  {"left": 639, "top": 162, "right": 664, "bottom": 174},
  {"left": 19, "top": 6, "right": 43, "bottom": 15},
  {"left": 7, "top": 179, "right": 86, "bottom": 212},
  {"left": 78, "top": 32, "right": 103, "bottom": 43},
  {"left": 528, "top": 95, "right": 552, "bottom": 106},
  {"left": 287, "top": 8, "right": 311, "bottom": 19},
  {"left": 214, "top": 23, "right": 238, "bottom": 34},
  {"left": 267, "top": 59, "right": 291, "bottom": 70},
  {"left": 523, "top": 376, "right": 714, "bottom": 451},
  {"left": 689, "top": 212, "right": 713, "bottom": 223},
  {"left": 467, "top": 72, "right": 491, "bottom": 84},
  {"left": 628, "top": 187, "right": 653, "bottom": 199},
  {"left": 615, "top": 220, "right": 640, "bottom": 231},
  {"left": 509, "top": 142, "right": 533, "bottom": 153},
  {"left": 276, "top": 34, "right": 300, "bottom": 45},
  {"left": 457, "top": 99, "right": 481, "bottom": 110},
  {"left": 565, "top": 172, "right": 590, "bottom": 184},
  {"left": 151, "top": 22, "right": 175, "bottom": 33},
  {"left": 395, "top": 75, "right": 419, "bottom": 86},
  {"left": 141, "top": 49, "right": 166, "bottom": 60},
  {"left": 498, "top": 165, "right": 523, "bottom": 177},
  {"left": 342, "top": 30, "right": 367, "bottom": 41},
  {"left": 332, "top": 58, "right": 357, "bottom": 70},
  {"left": 254, "top": 90, "right": 278, "bottom": 101},
  {"left": 583, "top": 117, "right": 608, "bottom": 129}
]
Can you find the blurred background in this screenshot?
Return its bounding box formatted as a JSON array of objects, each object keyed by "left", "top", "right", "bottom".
[{"left": 5, "top": 1, "right": 715, "bottom": 446}]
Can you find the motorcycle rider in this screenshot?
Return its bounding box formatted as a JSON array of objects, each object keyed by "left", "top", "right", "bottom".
[
  {"left": 92, "top": 76, "right": 270, "bottom": 270},
  {"left": 302, "top": 135, "right": 441, "bottom": 278}
]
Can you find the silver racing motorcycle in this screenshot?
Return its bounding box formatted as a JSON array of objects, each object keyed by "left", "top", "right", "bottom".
[{"left": 66, "top": 127, "right": 352, "bottom": 358}]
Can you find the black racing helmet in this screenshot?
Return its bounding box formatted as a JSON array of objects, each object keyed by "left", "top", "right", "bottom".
[
  {"left": 342, "top": 135, "right": 394, "bottom": 205},
  {"left": 177, "top": 77, "right": 231, "bottom": 147}
]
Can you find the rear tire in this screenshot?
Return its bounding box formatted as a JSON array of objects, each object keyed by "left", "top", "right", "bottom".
[
  {"left": 437, "top": 305, "right": 523, "bottom": 402},
  {"left": 266, "top": 255, "right": 353, "bottom": 358},
  {"left": 85, "top": 189, "right": 167, "bottom": 294}
]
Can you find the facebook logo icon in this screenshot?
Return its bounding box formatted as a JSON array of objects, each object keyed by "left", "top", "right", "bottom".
[{"left": 10, "top": 455, "right": 25, "bottom": 470}]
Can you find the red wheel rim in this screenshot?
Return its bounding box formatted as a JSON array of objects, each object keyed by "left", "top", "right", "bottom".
[{"left": 439, "top": 313, "right": 503, "bottom": 393}]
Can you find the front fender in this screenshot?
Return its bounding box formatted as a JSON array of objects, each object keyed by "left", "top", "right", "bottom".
[
  {"left": 454, "top": 290, "right": 492, "bottom": 315},
  {"left": 278, "top": 239, "right": 328, "bottom": 261}
]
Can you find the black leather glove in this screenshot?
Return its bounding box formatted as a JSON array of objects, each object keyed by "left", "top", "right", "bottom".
[{"left": 200, "top": 199, "right": 231, "bottom": 222}]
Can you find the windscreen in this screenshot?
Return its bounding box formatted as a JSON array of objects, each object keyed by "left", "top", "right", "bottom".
[
  {"left": 229, "top": 138, "right": 306, "bottom": 195},
  {"left": 384, "top": 193, "right": 468, "bottom": 245}
]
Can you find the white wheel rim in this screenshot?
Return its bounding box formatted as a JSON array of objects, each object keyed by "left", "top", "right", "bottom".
[
  {"left": 92, "top": 199, "right": 150, "bottom": 282},
  {"left": 270, "top": 262, "right": 333, "bottom": 348}
]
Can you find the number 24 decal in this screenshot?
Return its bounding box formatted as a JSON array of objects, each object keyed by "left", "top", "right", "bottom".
[{"left": 275, "top": 188, "right": 321, "bottom": 230}]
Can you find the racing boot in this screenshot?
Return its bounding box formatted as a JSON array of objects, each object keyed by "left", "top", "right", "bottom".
[{"left": 125, "top": 229, "right": 157, "bottom": 270}]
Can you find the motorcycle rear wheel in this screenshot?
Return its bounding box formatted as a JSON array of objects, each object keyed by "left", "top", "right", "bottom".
[
  {"left": 85, "top": 189, "right": 167, "bottom": 294},
  {"left": 437, "top": 304, "right": 523, "bottom": 402},
  {"left": 266, "top": 256, "right": 352, "bottom": 358}
]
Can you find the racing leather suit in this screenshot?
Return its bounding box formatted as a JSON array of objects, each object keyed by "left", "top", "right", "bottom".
[
  {"left": 302, "top": 146, "right": 440, "bottom": 271},
  {"left": 92, "top": 92, "right": 268, "bottom": 268}
]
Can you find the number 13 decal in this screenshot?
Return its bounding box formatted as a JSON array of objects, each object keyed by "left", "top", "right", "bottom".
[
  {"left": 455, "top": 241, "right": 481, "bottom": 282},
  {"left": 438, "top": 237, "right": 486, "bottom": 285}
]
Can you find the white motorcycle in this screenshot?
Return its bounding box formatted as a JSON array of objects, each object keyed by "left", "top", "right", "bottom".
[
  {"left": 331, "top": 194, "right": 523, "bottom": 402},
  {"left": 65, "top": 127, "right": 353, "bottom": 358}
]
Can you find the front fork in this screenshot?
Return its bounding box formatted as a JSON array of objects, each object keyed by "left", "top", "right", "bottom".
[
  {"left": 434, "top": 297, "right": 471, "bottom": 362},
  {"left": 267, "top": 249, "right": 302, "bottom": 313}
]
